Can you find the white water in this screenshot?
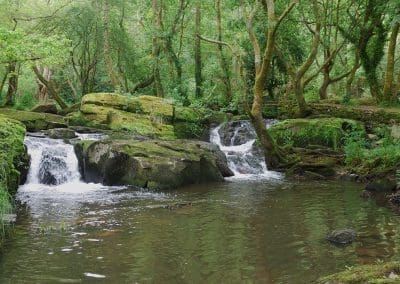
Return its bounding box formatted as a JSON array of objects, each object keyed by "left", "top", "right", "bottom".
[
  {"left": 24, "top": 136, "right": 81, "bottom": 185},
  {"left": 210, "top": 120, "right": 282, "bottom": 180}
]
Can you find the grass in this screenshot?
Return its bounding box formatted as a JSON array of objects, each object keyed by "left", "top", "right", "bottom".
[{"left": 344, "top": 127, "right": 400, "bottom": 177}]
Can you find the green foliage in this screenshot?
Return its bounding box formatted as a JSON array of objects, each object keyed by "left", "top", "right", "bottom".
[
  {"left": 344, "top": 126, "right": 400, "bottom": 176},
  {"left": 269, "top": 118, "right": 364, "bottom": 150}
]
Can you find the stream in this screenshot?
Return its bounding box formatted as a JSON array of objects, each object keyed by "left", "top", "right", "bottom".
[{"left": 0, "top": 123, "right": 399, "bottom": 283}]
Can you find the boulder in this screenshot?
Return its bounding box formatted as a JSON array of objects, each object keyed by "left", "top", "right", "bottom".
[
  {"left": 74, "top": 139, "right": 233, "bottom": 190},
  {"left": 218, "top": 120, "right": 257, "bottom": 146},
  {"left": 365, "top": 178, "right": 397, "bottom": 192},
  {"left": 72, "top": 93, "right": 211, "bottom": 139},
  {"left": 0, "top": 108, "right": 67, "bottom": 131},
  {"left": 46, "top": 128, "right": 77, "bottom": 140},
  {"left": 38, "top": 153, "right": 68, "bottom": 185},
  {"left": 327, "top": 229, "right": 356, "bottom": 245},
  {"left": 391, "top": 124, "right": 400, "bottom": 140},
  {"left": 31, "top": 102, "right": 58, "bottom": 114}
]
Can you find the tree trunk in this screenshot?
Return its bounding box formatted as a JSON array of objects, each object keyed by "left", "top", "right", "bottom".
[
  {"left": 319, "top": 72, "right": 330, "bottom": 100},
  {"left": 383, "top": 22, "right": 399, "bottom": 103},
  {"left": 36, "top": 66, "right": 51, "bottom": 101},
  {"left": 152, "top": 0, "right": 164, "bottom": 97},
  {"left": 5, "top": 62, "right": 18, "bottom": 106},
  {"left": 32, "top": 66, "right": 68, "bottom": 109},
  {"left": 344, "top": 51, "right": 360, "bottom": 103},
  {"left": 102, "top": 0, "right": 120, "bottom": 90},
  {"left": 194, "top": 1, "right": 202, "bottom": 98},
  {"left": 216, "top": 0, "right": 232, "bottom": 101}
]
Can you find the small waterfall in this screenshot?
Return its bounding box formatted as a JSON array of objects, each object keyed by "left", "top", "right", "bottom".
[
  {"left": 210, "top": 120, "right": 281, "bottom": 179},
  {"left": 24, "top": 136, "right": 81, "bottom": 185}
]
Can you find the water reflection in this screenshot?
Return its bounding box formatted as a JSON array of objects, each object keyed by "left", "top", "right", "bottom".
[{"left": 0, "top": 180, "right": 399, "bottom": 283}]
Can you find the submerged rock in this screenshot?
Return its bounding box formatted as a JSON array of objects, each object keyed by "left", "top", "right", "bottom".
[
  {"left": 218, "top": 120, "right": 257, "bottom": 146},
  {"left": 365, "top": 178, "right": 397, "bottom": 192},
  {"left": 74, "top": 139, "right": 233, "bottom": 190},
  {"left": 46, "top": 128, "right": 77, "bottom": 140},
  {"left": 327, "top": 229, "right": 356, "bottom": 245},
  {"left": 38, "top": 153, "right": 68, "bottom": 185}
]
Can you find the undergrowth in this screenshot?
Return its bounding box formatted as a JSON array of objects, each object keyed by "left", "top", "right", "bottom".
[{"left": 344, "top": 126, "right": 400, "bottom": 176}]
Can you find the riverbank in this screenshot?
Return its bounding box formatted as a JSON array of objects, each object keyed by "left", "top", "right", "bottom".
[{"left": 0, "top": 116, "right": 29, "bottom": 246}]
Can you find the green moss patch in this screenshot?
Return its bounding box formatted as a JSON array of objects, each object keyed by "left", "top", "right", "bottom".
[
  {"left": 318, "top": 262, "right": 400, "bottom": 284},
  {"left": 269, "top": 118, "right": 365, "bottom": 149},
  {"left": 0, "top": 108, "right": 67, "bottom": 131}
]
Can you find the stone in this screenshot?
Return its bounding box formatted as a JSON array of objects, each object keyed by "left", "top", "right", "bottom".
[
  {"left": 74, "top": 139, "right": 234, "bottom": 190},
  {"left": 38, "top": 153, "right": 68, "bottom": 185},
  {"left": 327, "top": 229, "right": 356, "bottom": 245},
  {"left": 0, "top": 108, "right": 67, "bottom": 131},
  {"left": 31, "top": 102, "right": 58, "bottom": 114},
  {"left": 365, "top": 178, "right": 397, "bottom": 192},
  {"left": 391, "top": 124, "right": 400, "bottom": 140},
  {"left": 46, "top": 128, "right": 77, "bottom": 140}
]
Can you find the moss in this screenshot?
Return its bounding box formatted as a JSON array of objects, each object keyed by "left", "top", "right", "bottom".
[
  {"left": 107, "top": 110, "right": 175, "bottom": 139},
  {"left": 82, "top": 93, "right": 174, "bottom": 121},
  {"left": 269, "top": 118, "right": 365, "bottom": 149},
  {"left": 0, "top": 108, "right": 67, "bottom": 131},
  {"left": 311, "top": 103, "right": 400, "bottom": 124},
  {"left": 317, "top": 262, "right": 400, "bottom": 284},
  {"left": 174, "top": 106, "right": 207, "bottom": 122},
  {"left": 173, "top": 122, "right": 206, "bottom": 139},
  {"left": 120, "top": 140, "right": 201, "bottom": 161},
  {"left": 67, "top": 111, "right": 109, "bottom": 130}
]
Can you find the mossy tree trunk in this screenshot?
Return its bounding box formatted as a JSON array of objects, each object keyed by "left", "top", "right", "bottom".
[
  {"left": 102, "top": 0, "right": 121, "bottom": 90},
  {"left": 244, "top": 0, "right": 297, "bottom": 169},
  {"left": 194, "top": 1, "right": 202, "bottom": 98},
  {"left": 32, "top": 66, "right": 68, "bottom": 109},
  {"left": 216, "top": 0, "right": 232, "bottom": 101},
  {"left": 5, "top": 62, "right": 18, "bottom": 107},
  {"left": 152, "top": 0, "right": 164, "bottom": 97},
  {"left": 383, "top": 22, "right": 399, "bottom": 103}
]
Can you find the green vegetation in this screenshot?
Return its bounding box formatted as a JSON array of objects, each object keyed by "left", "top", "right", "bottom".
[
  {"left": 269, "top": 118, "right": 364, "bottom": 150},
  {"left": 0, "top": 116, "right": 27, "bottom": 245},
  {"left": 318, "top": 262, "right": 400, "bottom": 284},
  {"left": 344, "top": 125, "right": 400, "bottom": 177}
]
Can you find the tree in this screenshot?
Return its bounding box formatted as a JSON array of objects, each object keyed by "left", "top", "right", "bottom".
[{"left": 245, "top": 0, "right": 297, "bottom": 168}]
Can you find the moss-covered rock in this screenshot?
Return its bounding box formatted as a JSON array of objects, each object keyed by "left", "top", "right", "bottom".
[
  {"left": 0, "top": 108, "right": 67, "bottom": 131},
  {"left": 74, "top": 139, "right": 233, "bottom": 190},
  {"left": 317, "top": 262, "right": 400, "bottom": 284},
  {"left": 77, "top": 93, "right": 211, "bottom": 139},
  {"left": 82, "top": 93, "right": 174, "bottom": 121},
  {"left": 31, "top": 102, "right": 58, "bottom": 114},
  {"left": 269, "top": 118, "right": 365, "bottom": 149}
]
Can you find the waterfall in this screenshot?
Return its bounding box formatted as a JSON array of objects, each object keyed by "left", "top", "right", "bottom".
[
  {"left": 24, "top": 136, "right": 81, "bottom": 185},
  {"left": 210, "top": 120, "right": 282, "bottom": 179},
  {"left": 23, "top": 132, "right": 107, "bottom": 187}
]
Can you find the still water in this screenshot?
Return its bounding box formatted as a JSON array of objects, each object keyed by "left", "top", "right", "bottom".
[{"left": 0, "top": 179, "right": 398, "bottom": 283}]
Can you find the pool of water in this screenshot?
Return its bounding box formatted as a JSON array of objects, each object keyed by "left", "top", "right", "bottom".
[{"left": 0, "top": 179, "right": 398, "bottom": 283}]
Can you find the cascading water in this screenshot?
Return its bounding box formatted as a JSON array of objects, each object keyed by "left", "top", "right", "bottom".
[
  {"left": 210, "top": 120, "right": 282, "bottom": 179},
  {"left": 25, "top": 136, "right": 81, "bottom": 185}
]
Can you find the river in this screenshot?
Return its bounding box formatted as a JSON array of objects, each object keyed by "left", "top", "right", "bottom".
[{"left": 0, "top": 123, "right": 398, "bottom": 283}]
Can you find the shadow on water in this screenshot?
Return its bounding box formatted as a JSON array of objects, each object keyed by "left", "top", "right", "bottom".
[{"left": 0, "top": 179, "right": 400, "bottom": 283}]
